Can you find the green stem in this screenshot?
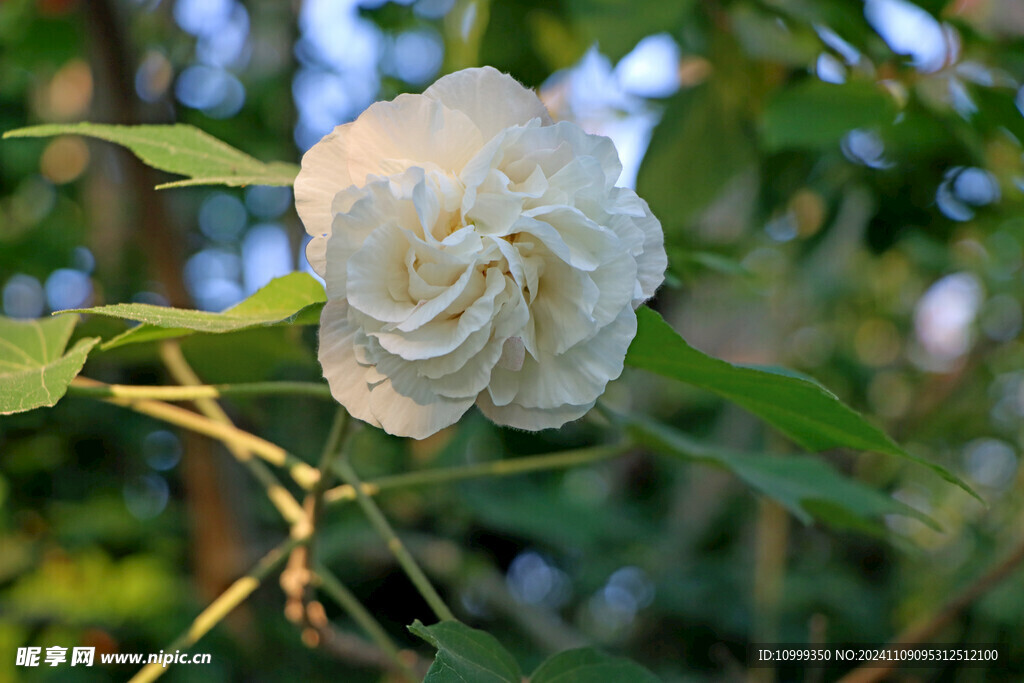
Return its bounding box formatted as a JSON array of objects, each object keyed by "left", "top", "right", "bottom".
[
  {"left": 129, "top": 534, "right": 307, "bottom": 683},
  {"left": 313, "top": 564, "right": 418, "bottom": 681},
  {"left": 156, "top": 344, "right": 309, "bottom": 524},
  {"left": 73, "top": 378, "right": 320, "bottom": 491},
  {"left": 67, "top": 379, "right": 332, "bottom": 401},
  {"left": 333, "top": 458, "right": 456, "bottom": 622},
  {"left": 324, "top": 444, "right": 629, "bottom": 505},
  {"left": 303, "top": 407, "right": 353, "bottom": 548}
]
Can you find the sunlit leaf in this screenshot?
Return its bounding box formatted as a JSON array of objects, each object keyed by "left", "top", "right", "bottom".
[
  {"left": 761, "top": 80, "right": 897, "bottom": 151},
  {"left": 62, "top": 273, "right": 325, "bottom": 349},
  {"left": 531, "top": 647, "right": 662, "bottom": 682},
  {"left": 409, "top": 620, "right": 522, "bottom": 683},
  {"left": 0, "top": 314, "right": 97, "bottom": 415},
  {"left": 629, "top": 416, "right": 938, "bottom": 534},
  {"left": 3, "top": 122, "right": 298, "bottom": 189},
  {"left": 626, "top": 307, "right": 977, "bottom": 498}
]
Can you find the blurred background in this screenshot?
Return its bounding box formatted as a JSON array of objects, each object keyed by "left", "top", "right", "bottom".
[{"left": 2, "top": 0, "right": 1024, "bottom": 680}]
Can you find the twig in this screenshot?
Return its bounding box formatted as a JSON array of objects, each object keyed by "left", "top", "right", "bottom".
[
  {"left": 323, "top": 444, "right": 629, "bottom": 505},
  {"left": 157, "top": 343, "right": 307, "bottom": 524},
  {"left": 128, "top": 534, "right": 308, "bottom": 683},
  {"left": 282, "top": 408, "right": 351, "bottom": 622},
  {"left": 71, "top": 377, "right": 320, "bottom": 491},
  {"left": 837, "top": 536, "right": 1024, "bottom": 683},
  {"left": 280, "top": 408, "right": 416, "bottom": 679},
  {"left": 66, "top": 379, "right": 333, "bottom": 402},
  {"left": 333, "top": 458, "right": 456, "bottom": 622},
  {"left": 313, "top": 564, "right": 421, "bottom": 680}
]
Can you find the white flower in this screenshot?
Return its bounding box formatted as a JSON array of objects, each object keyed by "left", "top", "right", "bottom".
[{"left": 295, "top": 67, "right": 666, "bottom": 439}]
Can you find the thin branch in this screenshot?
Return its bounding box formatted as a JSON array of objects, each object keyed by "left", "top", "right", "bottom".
[
  {"left": 66, "top": 379, "right": 333, "bottom": 402},
  {"left": 333, "top": 457, "right": 456, "bottom": 622},
  {"left": 306, "top": 407, "right": 352, "bottom": 536},
  {"left": 282, "top": 408, "right": 352, "bottom": 622},
  {"left": 158, "top": 342, "right": 307, "bottom": 524},
  {"left": 323, "top": 444, "right": 629, "bottom": 505},
  {"left": 837, "top": 536, "right": 1024, "bottom": 683},
  {"left": 280, "top": 407, "right": 417, "bottom": 681},
  {"left": 72, "top": 377, "right": 320, "bottom": 491},
  {"left": 129, "top": 534, "right": 307, "bottom": 683},
  {"left": 313, "top": 564, "right": 421, "bottom": 681}
]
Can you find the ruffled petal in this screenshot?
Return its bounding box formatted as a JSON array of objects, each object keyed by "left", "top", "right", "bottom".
[
  {"left": 368, "top": 373, "right": 474, "bottom": 439},
  {"left": 631, "top": 198, "right": 667, "bottom": 306},
  {"left": 423, "top": 66, "right": 553, "bottom": 141},
  {"left": 476, "top": 390, "right": 594, "bottom": 430},
  {"left": 488, "top": 306, "right": 636, "bottom": 410},
  {"left": 428, "top": 336, "right": 505, "bottom": 399},
  {"left": 366, "top": 267, "right": 507, "bottom": 360},
  {"left": 294, "top": 125, "right": 353, "bottom": 248},
  {"left": 306, "top": 235, "right": 328, "bottom": 279},
  {"left": 317, "top": 301, "right": 380, "bottom": 428},
  {"left": 346, "top": 94, "right": 486, "bottom": 181}
]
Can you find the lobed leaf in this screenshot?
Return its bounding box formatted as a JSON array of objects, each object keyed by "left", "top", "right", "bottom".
[
  {"left": 0, "top": 314, "right": 98, "bottom": 415},
  {"left": 63, "top": 273, "right": 326, "bottom": 350},
  {"left": 409, "top": 620, "right": 523, "bottom": 683},
  {"left": 626, "top": 307, "right": 977, "bottom": 498},
  {"left": 3, "top": 122, "right": 298, "bottom": 189}
]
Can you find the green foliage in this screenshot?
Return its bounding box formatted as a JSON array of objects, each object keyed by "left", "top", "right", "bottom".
[
  {"left": 4, "top": 0, "right": 1024, "bottom": 680},
  {"left": 563, "top": 0, "right": 694, "bottom": 63},
  {"left": 409, "top": 620, "right": 523, "bottom": 683},
  {"left": 637, "top": 86, "right": 755, "bottom": 232},
  {"left": 626, "top": 307, "right": 975, "bottom": 497},
  {"left": 0, "top": 314, "right": 97, "bottom": 415},
  {"left": 2, "top": 122, "right": 299, "bottom": 189},
  {"left": 760, "top": 80, "right": 898, "bottom": 151},
  {"left": 67, "top": 273, "right": 325, "bottom": 349},
  {"left": 411, "top": 621, "right": 662, "bottom": 682},
  {"left": 629, "top": 416, "right": 936, "bottom": 535},
  {"left": 530, "top": 647, "right": 662, "bottom": 682}
]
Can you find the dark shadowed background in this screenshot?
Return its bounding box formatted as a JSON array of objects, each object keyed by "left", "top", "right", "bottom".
[{"left": 2, "top": 0, "right": 1024, "bottom": 680}]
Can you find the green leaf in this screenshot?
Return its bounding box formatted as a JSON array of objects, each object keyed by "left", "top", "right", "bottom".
[
  {"left": 3, "top": 122, "right": 298, "bottom": 189},
  {"left": 63, "top": 273, "right": 326, "bottom": 350},
  {"left": 731, "top": 5, "right": 821, "bottom": 66},
  {"left": 626, "top": 307, "right": 977, "bottom": 498},
  {"left": 628, "top": 416, "right": 938, "bottom": 535},
  {"left": 409, "top": 620, "right": 523, "bottom": 683},
  {"left": 761, "top": 80, "right": 897, "bottom": 151},
  {"left": 564, "top": 0, "right": 695, "bottom": 63},
  {"left": 637, "top": 86, "right": 755, "bottom": 233},
  {"left": 0, "top": 314, "right": 98, "bottom": 415},
  {"left": 530, "top": 648, "right": 662, "bottom": 682}
]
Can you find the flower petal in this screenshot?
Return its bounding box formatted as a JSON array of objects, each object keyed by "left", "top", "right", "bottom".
[
  {"left": 295, "top": 126, "right": 354, "bottom": 248},
  {"left": 488, "top": 306, "right": 636, "bottom": 409},
  {"left": 423, "top": 66, "right": 553, "bottom": 141},
  {"left": 631, "top": 199, "right": 667, "bottom": 306},
  {"left": 317, "top": 301, "right": 380, "bottom": 428},
  {"left": 366, "top": 267, "right": 507, "bottom": 360},
  {"left": 476, "top": 390, "right": 594, "bottom": 430},
  {"left": 368, "top": 373, "right": 474, "bottom": 439},
  {"left": 346, "top": 94, "right": 486, "bottom": 181}
]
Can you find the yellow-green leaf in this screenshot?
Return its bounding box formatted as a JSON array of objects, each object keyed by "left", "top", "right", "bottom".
[
  {"left": 0, "top": 314, "right": 98, "bottom": 415},
  {"left": 63, "top": 273, "right": 326, "bottom": 349},
  {"left": 3, "top": 122, "right": 298, "bottom": 189}
]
